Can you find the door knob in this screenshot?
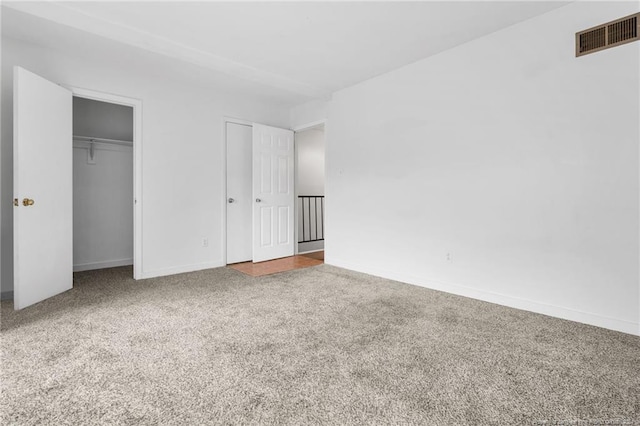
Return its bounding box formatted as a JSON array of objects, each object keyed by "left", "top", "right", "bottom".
[
  {"left": 228, "top": 198, "right": 235, "bottom": 203},
  {"left": 22, "top": 198, "right": 34, "bottom": 206},
  {"left": 255, "top": 198, "right": 262, "bottom": 203}
]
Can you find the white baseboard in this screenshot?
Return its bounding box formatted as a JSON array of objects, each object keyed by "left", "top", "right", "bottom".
[
  {"left": 297, "top": 249, "right": 324, "bottom": 255},
  {"left": 327, "top": 257, "right": 639, "bottom": 337},
  {"left": 141, "top": 259, "right": 224, "bottom": 279},
  {"left": 74, "top": 258, "right": 133, "bottom": 272},
  {"left": 298, "top": 241, "right": 324, "bottom": 253}
]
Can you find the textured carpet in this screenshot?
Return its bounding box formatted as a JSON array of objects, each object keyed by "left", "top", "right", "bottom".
[{"left": 1, "top": 265, "right": 639, "bottom": 425}]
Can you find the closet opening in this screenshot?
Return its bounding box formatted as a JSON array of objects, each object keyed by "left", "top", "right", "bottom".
[{"left": 72, "top": 96, "right": 134, "bottom": 275}]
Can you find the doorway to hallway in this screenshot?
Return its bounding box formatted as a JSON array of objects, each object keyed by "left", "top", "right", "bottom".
[
  {"left": 225, "top": 119, "right": 296, "bottom": 265},
  {"left": 295, "top": 123, "right": 325, "bottom": 255}
]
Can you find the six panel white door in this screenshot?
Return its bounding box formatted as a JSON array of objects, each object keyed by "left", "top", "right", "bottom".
[
  {"left": 13, "top": 66, "right": 73, "bottom": 309},
  {"left": 252, "top": 123, "right": 295, "bottom": 263},
  {"left": 226, "top": 122, "right": 253, "bottom": 264}
]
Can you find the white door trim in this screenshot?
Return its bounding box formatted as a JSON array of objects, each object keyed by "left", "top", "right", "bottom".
[{"left": 68, "top": 86, "right": 143, "bottom": 279}]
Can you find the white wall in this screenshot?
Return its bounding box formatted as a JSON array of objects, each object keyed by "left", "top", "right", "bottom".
[
  {"left": 73, "top": 97, "right": 133, "bottom": 142},
  {"left": 1, "top": 36, "right": 290, "bottom": 291},
  {"left": 325, "top": 2, "right": 640, "bottom": 335},
  {"left": 290, "top": 99, "right": 328, "bottom": 130},
  {"left": 296, "top": 128, "right": 325, "bottom": 196}
]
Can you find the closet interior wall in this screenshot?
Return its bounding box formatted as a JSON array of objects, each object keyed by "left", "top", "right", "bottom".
[{"left": 72, "top": 97, "right": 134, "bottom": 271}]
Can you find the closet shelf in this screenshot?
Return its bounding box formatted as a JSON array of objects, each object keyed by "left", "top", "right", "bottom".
[{"left": 73, "top": 135, "right": 133, "bottom": 147}]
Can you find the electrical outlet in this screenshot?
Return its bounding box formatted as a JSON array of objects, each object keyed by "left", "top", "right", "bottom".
[
  {"left": 202, "top": 238, "right": 209, "bottom": 247},
  {"left": 446, "top": 253, "right": 451, "bottom": 262}
]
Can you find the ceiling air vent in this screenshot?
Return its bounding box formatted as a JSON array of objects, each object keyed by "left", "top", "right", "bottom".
[{"left": 576, "top": 12, "right": 640, "bottom": 57}]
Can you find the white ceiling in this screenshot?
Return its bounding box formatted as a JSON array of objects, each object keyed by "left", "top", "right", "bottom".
[{"left": 2, "top": 1, "right": 571, "bottom": 107}]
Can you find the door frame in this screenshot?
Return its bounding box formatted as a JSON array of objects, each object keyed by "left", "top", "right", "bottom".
[
  {"left": 292, "top": 119, "right": 327, "bottom": 255},
  {"left": 222, "top": 116, "right": 253, "bottom": 265},
  {"left": 222, "top": 117, "right": 326, "bottom": 263},
  {"left": 69, "top": 86, "right": 143, "bottom": 279}
]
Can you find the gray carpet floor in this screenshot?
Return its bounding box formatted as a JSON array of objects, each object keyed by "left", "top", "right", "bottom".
[{"left": 1, "top": 265, "right": 639, "bottom": 425}]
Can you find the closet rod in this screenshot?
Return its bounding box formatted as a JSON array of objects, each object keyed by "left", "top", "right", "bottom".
[{"left": 73, "top": 135, "right": 133, "bottom": 147}]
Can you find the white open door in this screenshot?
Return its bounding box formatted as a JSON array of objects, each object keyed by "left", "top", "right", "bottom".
[
  {"left": 13, "top": 66, "right": 73, "bottom": 309},
  {"left": 252, "top": 123, "right": 295, "bottom": 263},
  {"left": 226, "top": 122, "right": 253, "bottom": 264}
]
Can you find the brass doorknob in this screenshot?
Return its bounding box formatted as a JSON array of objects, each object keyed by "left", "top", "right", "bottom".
[{"left": 22, "top": 198, "right": 34, "bottom": 206}]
